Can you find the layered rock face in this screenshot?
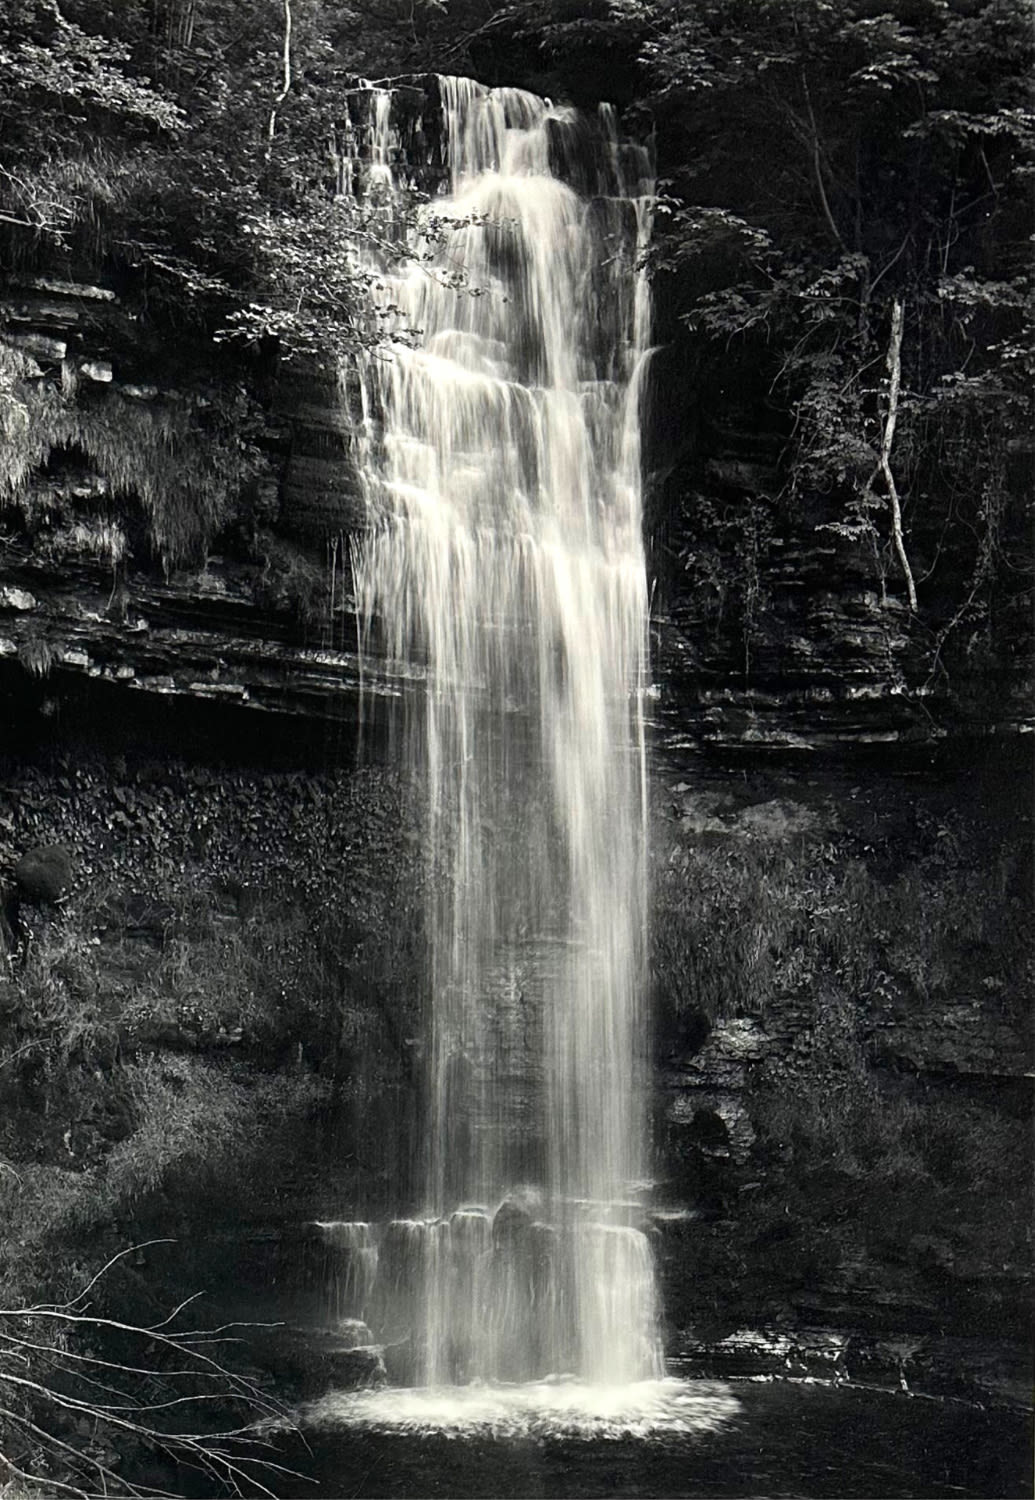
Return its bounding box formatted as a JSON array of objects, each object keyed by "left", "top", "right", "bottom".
[
  {"left": 0, "top": 81, "right": 452, "bottom": 735},
  {"left": 2, "top": 79, "right": 1030, "bottom": 753},
  {"left": 0, "top": 269, "right": 369, "bottom": 729}
]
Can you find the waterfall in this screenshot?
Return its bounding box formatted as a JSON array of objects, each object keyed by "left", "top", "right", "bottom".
[{"left": 349, "top": 76, "right": 660, "bottom": 1388}]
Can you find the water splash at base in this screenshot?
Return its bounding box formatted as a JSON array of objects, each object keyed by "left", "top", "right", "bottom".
[{"left": 293, "top": 1378, "right": 741, "bottom": 1441}]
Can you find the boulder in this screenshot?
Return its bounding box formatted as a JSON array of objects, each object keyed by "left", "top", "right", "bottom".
[
  {"left": 0, "top": 586, "right": 37, "bottom": 612},
  {"left": 14, "top": 844, "right": 73, "bottom": 904}
]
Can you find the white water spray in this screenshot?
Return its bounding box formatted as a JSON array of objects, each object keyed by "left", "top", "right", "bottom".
[{"left": 349, "top": 75, "right": 659, "bottom": 1388}]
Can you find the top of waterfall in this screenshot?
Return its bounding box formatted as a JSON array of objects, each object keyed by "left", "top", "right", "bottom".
[{"left": 335, "top": 73, "right": 654, "bottom": 204}]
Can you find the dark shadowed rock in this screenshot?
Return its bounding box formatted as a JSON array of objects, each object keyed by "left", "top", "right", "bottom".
[
  {"left": 14, "top": 843, "right": 72, "bottom": 903},
  {"left": 254, "top": 1325, "right": 388, "bottom": 1396},
  {"left": 689, "top": 1106, "right": 731, "bottom": 1149},
  {"left": 328, "top": 1343, "right": 387, "bottom": 1387}
]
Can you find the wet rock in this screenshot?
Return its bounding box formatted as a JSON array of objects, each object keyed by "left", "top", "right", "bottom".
[
  {"left": 15, "top": 275, "right": 115, "bottom": 302},
  {"left": 668, "top": 1323, "right": 1029, "bottom": 1406},
  {"left": 668, "top": 788, "right": 829, "bottom": 842},
  {"left": 669, "top": 1325, "right": 851, "bottom": 1381},
  {"left": 3, "top": 297, "right": 80, "bottom": 325},
  {"left": 865, "top": 997, "right": 1031, "bottom": 1080},
  {"left": 670, "top": 1016, "right": 768, "bottom": 1082},
  {"left": 663, "top": 1017, "right": 766, "bottom": 1171},
  {"left": 4, "top": 331, "right": 67, "bottom": 361},
  {"left": 80, "top": 359, "right": 113, "bottom": 382},
  {"left": 0, "top": 586, "right": 37, "bottom": 612},
  {"left": 328, "top": 1343, "right": 386, "bottom": 1387},
  {"left": 335, "top": 1318, "right": 375, "bottom": 1349},
  {"left": 674, "top": 790, "right": 735, "bottom": 837},
  {"left": 258, "top": 1325, "right": 387, "bottom": 1395},
  {"left": 14, "top": 843, "right": 73, "bottom": 903}
]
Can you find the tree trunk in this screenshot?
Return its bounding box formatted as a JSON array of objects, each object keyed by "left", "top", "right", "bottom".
[{"left": 265, "top": 0, "right": 293, "bottom": 160}]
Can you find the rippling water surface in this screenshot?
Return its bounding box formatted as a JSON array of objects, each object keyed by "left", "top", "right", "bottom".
[{"left": 264, "top": 1377, "right": 1030, "bottom": 1498}]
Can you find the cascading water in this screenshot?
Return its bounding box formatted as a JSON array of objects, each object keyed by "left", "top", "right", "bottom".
[{"left": 346, "top": 75, "right": 660, "bottom": 1391}]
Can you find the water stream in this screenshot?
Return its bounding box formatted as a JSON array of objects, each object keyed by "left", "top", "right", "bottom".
[{"left": 347, "top": 75, "right": 661, "bottom": 1392}]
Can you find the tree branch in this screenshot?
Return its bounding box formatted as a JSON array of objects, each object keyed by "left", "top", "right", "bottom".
[{"left": 0, "top": 1245, "right": 303, "bottom": 1498}]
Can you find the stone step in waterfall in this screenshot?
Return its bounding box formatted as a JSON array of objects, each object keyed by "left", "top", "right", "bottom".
[{"left": 313, "top": 1208, "right": 662, "bottom": 1387}]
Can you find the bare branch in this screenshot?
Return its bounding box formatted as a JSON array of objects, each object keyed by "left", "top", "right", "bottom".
[
  {"left": 0, "top": 1438, "right": 97, "bottom": 1500},
  {"left": 0, "top": 1248, "right": 303, "bottom": 1498},
  {"left": 868, "top": 232, "right": 912, "bottom": 298},
  {"left": 43, "top": 1240, "right": 176, "bottom": 1312}
]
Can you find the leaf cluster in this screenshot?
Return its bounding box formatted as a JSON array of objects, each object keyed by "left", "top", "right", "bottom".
[{"left": 0, "top": 1, "right": 435, "bottom": 363}]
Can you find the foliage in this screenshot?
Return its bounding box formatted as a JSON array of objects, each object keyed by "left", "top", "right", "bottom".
[
  {"left": 0, "top": 0, "right": 184, "bottom": 139},
  {"left": 0, "top": 760, "right": 421, "bottom": 1070},
  {"left": 638, "top": 0, "right": 1032, "bottom": 668},
  {"left": 2, "top": 0, "right": 1028, "bottom": 695},
  {"left": 0, "top": 0, "right": 428, "bottom": 361},
  {"left": 443, "top": 1, "right": 1032, "bottom": 701},
  {"left": 247, "top": 532, "right": 329, "bottom": 635},
  {"left": 653, "top": 772, "right": 1032, "bottom": 1289},
  {"left": 0, "top": 752, "right": 424, "bottom": 1491},
  {"left": 1, "top": 877, "right": 336, "bottom": 1267},
  {"left": 0, "top": 754, "right": 421, "bottom": 1246},
  {"left": 468, "top": 0, "right": 1027, "bottom": 691},
  {"left": 213, "top": 193, "right": 422, "bottom": 363}
]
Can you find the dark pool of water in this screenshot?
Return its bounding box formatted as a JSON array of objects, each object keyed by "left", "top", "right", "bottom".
[{"left": 258, "top": 1379, "right": 1031, "bottom": 1499}]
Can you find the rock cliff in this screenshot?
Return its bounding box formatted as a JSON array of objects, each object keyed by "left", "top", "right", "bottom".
[{"left": 3, "top": 79, "right": 1030, "bottom": 755}]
